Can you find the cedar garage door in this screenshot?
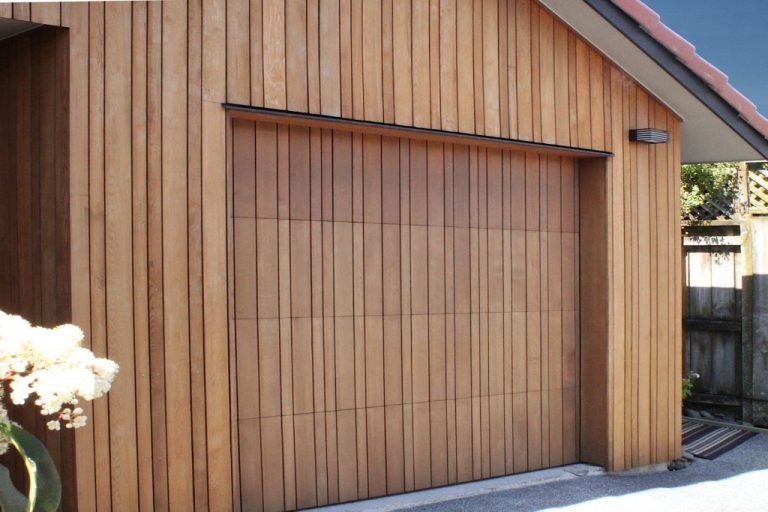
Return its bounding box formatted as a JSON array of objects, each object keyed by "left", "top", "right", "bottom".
[{"left": 231, "top": 118, "right": 580, "bottom": 511}]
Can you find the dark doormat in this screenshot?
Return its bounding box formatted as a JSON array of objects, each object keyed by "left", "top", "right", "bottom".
[{"left": 683, "top": 419, "right": 757, "bottom": 460}]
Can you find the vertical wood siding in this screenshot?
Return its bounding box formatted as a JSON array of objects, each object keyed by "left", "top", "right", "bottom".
[
  {"left": 0, "top": 0, "right": 682, "bottom": 509},
  {"left": 0, "top": 26, "right": 75, "bottom": 511},
  {"left": 602, "top": 73, "right": 682, "bottom": 471},
  {"left": 231, "top": 120, "right": 580, "bottom": 510}
]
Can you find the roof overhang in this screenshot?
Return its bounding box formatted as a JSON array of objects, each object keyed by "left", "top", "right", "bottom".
[
  {"left": 539, "top": 0, "right": 768, "bottom": 163},
  {"left": 0, "top": 18, "right": 40, "bottom": 42}
]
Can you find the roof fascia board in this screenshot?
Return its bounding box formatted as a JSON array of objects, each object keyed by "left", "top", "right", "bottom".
[{"left": 584, "top": 0, "right": 768, "bottom": 160}]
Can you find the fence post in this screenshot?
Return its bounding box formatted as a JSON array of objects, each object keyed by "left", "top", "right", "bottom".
[
  {"left": 749, "top": 217, "right": 768, "bottom": 425},
  {"left": 741, "top": 215, "right": 754, "bottom": 424}
]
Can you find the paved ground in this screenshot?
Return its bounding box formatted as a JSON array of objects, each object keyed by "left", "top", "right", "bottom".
[{"left": 407, "top": 434, "right": 768, "bottom": 512}]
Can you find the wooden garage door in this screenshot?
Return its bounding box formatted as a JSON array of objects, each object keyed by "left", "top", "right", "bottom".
[{"left": 231, "top": 118, "right": 580, "bottom": 511}]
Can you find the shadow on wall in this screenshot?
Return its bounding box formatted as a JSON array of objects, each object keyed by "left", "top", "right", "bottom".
[
  {"left": 0, "top": 24, "right": 74, "bottom": 511},
  {"left": 684, "top": 275, "right": 768, "bottom": 427}
]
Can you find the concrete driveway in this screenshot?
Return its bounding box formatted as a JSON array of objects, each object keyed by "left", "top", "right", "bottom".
[
  {"left": 316, "top": 434, "right": 768, "bottom": 512},
  {"left": 408, "top": 434, "right": 768, "bottom": 512}
]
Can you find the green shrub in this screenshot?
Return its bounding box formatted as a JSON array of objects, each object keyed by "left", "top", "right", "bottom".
[
  {"left": 682, "top": 371, "right": 700, "bottom": 401},
  {"left": 680, "top": 162, "right": 738, "bottom": 219}
]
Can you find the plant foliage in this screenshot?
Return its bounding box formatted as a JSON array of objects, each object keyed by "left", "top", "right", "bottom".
[
  {"left": 682, "top": 371, "right": 700, "bottom": 402},
  {"left": 0, "top": 422, "right": 60, "bottom": 512},
  {"left": 680, "top": 162, "right": 738, "bottom": 219}
]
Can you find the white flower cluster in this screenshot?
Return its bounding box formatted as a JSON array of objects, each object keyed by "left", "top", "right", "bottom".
[{"left": 0, "top": 311, "right": 119, "bottom": 435}]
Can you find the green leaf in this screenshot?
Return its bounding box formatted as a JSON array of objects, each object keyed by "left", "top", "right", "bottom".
[
  {"left": 0, "top": 464, "right": 28, "bottom": 512},
  {"left": 0, "top": 422, "right": 60, "bottom": 512}
]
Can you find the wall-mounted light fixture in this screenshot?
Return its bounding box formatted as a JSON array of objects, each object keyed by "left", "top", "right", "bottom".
[{"left": 629, "top": 128, "right": 669, "bottom": 144}]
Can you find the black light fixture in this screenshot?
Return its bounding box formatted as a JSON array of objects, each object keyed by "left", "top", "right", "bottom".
[{"left": 629, "top": 128, "right": 669, "bottom": 144}]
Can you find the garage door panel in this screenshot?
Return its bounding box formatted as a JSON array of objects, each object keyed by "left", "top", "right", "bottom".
[
  {"left": 381, "top": 137, "right": 401, "bottom": 224},
  {"left": 383, "top": 316, "right": 403, "bottom": 405},
  {"left": 487, "top": 150, "right": 504, "bottom": 229},
  {"left": 382, "top": 224, "right": 401, "bottom": 315},
  {"left": 427, "top": 141, "right": 445, "bottom": 226},
  {"left": 233, "top": 119, "right": 256, "bottom": 217},
  {"left": 289, "top": 125, "right": 311, "bottom": 220},
  {"left": 255, "top": 122, "right": 278, "bottom": 218},
  {"left": 510, "top": 153, "right": 527, "bottom": 229},
  {"left": 232, "top": 120, "right": 581, "bottom": 509}
]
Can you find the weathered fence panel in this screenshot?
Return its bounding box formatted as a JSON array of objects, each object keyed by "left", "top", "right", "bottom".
[
  {"left": 683, "top": 216, "right": 768, "bottom": 426},
  {"left": 684, "top": 234, "right": 742, "bottom": 407},
  {"left": 746, "top": 217, "right": 768, "bottom": 423}
]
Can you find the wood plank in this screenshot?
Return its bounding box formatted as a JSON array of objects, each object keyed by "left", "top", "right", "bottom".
[
  {"left": 263, "top": 0, "right": 287, "bottom": 109},
  {"left": 589, "top": 49, "right": 605, "bottom": 150},
  {"left": 336, "top": 409, "right": 358, "bottom": 501},
  {"left": 364, "top": 134, "right": 383, "bottom": 223},
  {"left": 439, "top": 0, "right": 458, "bottom": 131},
  {"left": 413, "top": 402, "right": 432, "bottom": 489},
  {"left": 59, "top": 3, "right": 96, "bottom": 507},
  {"left": 428, "top": 0, "right": 441, "bottom": 128},
  {"left": 249, "top": 0, "right": 264, "bottom": 105},
  {"left": 161, "top": 0, "right": 195, "bottom": 490},
  {"left": 482, "top": 0, "right": 500, "bottom": 137},
  {"left": 553, "top": 20, "right": 570, "bottom": 146},
  {"left": 239, "top": 419, "right": 263, "bottom": 511},
  {"left": 86, "top": 6, "right": 113, "bottom": 508},
  {"left": 579, "top": 157, "right": 609, "bottom": 466},
  {"left": 655, "top": 101, "right": 670, "bottom": 461},
  {"left": 362, "top": 0, "right": 384, "bottom": 121},
  {"left": 607, "top": 65, "right": 625, "bottom": 470},
  {"left": 261, "top": 417, "right": 285, "bottom": 511},
  {"left": 412, "top": 0, "right": 430, "bottom": 127},
  {"left": 367, "top": 407, "right": 387, "bottom": 496},
  {"left": 340, "top": 0, "right": 353, "bottom": 118},
  {"left": 575, "top": 39, "right": 591, "bottom": 148},
  {"left": 382, "top": 0, "right": 395, "bottom": 123},
  {"left": 292, "top": 318, "right": 314, "bottom": 414},
  {"left": 227, "top": 0, "right": 250, "bottom": 103},
  {"left": 314, "top": 412, "right": 330, "bottom": 505},
  {"left": 636, "top": 88, "right": 651, "bottom": 465},
  {"left": 456, "top": 0, "right": 474, "bottom": 133},
  {"left": 393, "top": 0, "right": 413, "bottom": 126},
  {"left": 307, "top": 0, "right": 321, "bottom": 114},
  {"left": 294, "top": 414, "right": 318, "bottom": 508},
  {"left": 498, "top": 0, "right": 509, "bottom": 139},
  {"left": 30, "top": 2, "right": 59, "bottom": 25},
  {"left": 526, "top": 391, "right": 542, "bottom": 470},
  {"left": 539, "top": 8, "right": 555, "bottom": 144},
  {"left": 277, "top": 123, "right": 291, "bottom": 220},
  {"left": 286, "top": 0, "right": 309, "bottom": 111},
  {"left": 146, "top": 3, "right": 170, "bottom": 507},
  {"left": 320, "top": 0, "right": 342, "bottom": 116},
  {"left": 365, "top": 316, "right": 385, "bottom": 407},
  {"left": 472, "top": 0, "right": 484, "bottom": 134},
  {"left": 289, "top": 126, "right": 311, "bottom": 220},
  {"left": 530, "top": 3, "right": 541, "bottom": 142}
]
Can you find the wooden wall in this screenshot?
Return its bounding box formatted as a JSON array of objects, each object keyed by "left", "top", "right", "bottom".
[
  {"left": 231, "top": 118, "right": 580, "bottom": 510},
  {"left": 601, "top": 72, "right": 683, "bottom": 471},
  {"left": 0, "top": 0, "right": 682, "bottom": 510},
  {"left": 0, "top": 26, "right": 74, "bottom": 511}
]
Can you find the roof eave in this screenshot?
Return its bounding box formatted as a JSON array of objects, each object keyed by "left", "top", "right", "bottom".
[{"left": 584, "top": 0, "right": 768, "bottom": 161}]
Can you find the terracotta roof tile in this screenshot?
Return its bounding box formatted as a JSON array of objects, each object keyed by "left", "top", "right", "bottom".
[{"left": 612, "top": 0, "right": 768, "bottom": 141}]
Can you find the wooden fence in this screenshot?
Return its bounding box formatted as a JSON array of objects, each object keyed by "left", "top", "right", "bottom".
[
  {"left": 684, "top": 164, "right": 768, "bottom": 222},
  {"left": 748, "top": 168, "right": 768, "bottom": 213},
  {"left": 684, "top": 228, "right": 743, "bottom": 412},
  {"left": 682, "top": 165, "right": 768, "bottom": 425}
]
